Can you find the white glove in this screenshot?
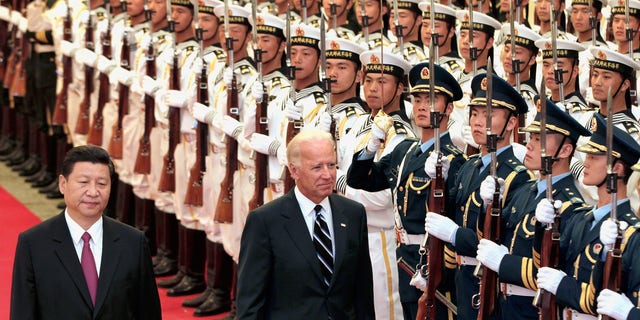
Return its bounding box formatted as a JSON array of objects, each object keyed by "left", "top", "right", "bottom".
[
  {"left": 284, "top": 99, "right": 302, "bottom": 121},
  {"left": 223, "top": 68, "right": 234, "bottom": 87},
  {"left": 535, "top": 199, "right": 562, "bottom": 224},
  {"left": 10, "top": 10, "right": 21, "bottom": 26},
  {"left": 75, "top": 48, "right": 98, "bottom": 68},
  {"left": 97, "top": 55, "right": 116, "bottom": 74},
  {"left": 252, "top": 82, "right": 264, "bottom": 102},
  {"left": 479, "top": 176, "right": 505, "bottom": 205},
  {"left": 109, "top": 66, "right": 133, "bottom": 86},
  {"left": 536, "top": 267, "right": 566, "bottom": 295},
  {"left": 192, "top": 57, "right": 204, "bottom": 75},
  {"left": 424, "top": 152, "right": 451, "bottom": 180},
  {"left": 425, "top": 212, "right": 459, "bottom": 244},
  {"left": 276, "top": 144, "right": 287, "bottom": 166},
  {"left": 597, "top": 289, "right": 635, "bottom": 320},
  {"left": 409, "top": 271, "right": 427, "bottom": 292},
  {"left": 142, "top": 75, "right": 161, "bottom": 96},
  {"left": 365, "top": 120, "right": 387, "bottom": 154},
  {"left": 317, "top": 112, "right": 333, "bottom": 132},
  {"left": 476, "top": 239, "right": 508, "bottom": 272},
  {"left": 0, "top": 7, "right": 10, "bottom": 22},
  {"left": 599, "top": 219, "right": 619, "bottom": 249},
  {"left": 159, "top": 47, "right": 175, "bottom": 66},
  {"left": 250, "top": 133, "right": 276, "bottom": 155},
  {"left": 221, "top": 115, "right": 243, "bottom": 139},
  {"left": 163, "top": 89, "right": 189, "bottom": 108},
  {"left": 60, "top": 40, "right": 78, "bottom": 57},
  {"left": 18, "top": 16, "right": 27, "bottom": 33},
  {"left": 192, "top": 102, "right": 215, "bottom": 124},
  {"left": 139, "top": 34, "right": 152, "bottom": 53},
  {"left": 463, "top": 125, "right": 479, "bottom": 149}
]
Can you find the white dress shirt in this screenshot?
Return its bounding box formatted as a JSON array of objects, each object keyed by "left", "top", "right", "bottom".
[
  {"left": 294, "top": 187, "right": 335, "bottom": 257},
  {"left": 65, "top": 210, "right": 103, "bottom": 275}
]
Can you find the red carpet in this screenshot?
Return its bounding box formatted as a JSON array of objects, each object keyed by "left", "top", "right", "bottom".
[{"left": 0, "top": 186, "right": 229, "bottom": 319}]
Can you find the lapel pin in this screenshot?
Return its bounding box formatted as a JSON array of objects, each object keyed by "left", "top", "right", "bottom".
[{"left": 340, "top": 223, "right": 346, "bottom": 227}]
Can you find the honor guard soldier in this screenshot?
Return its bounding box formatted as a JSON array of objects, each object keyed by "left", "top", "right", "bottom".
[
  {"left": 389, "top": 0, "right": 425, "bottom": 65},
  {"left": 537, "top": 113, "right": 640, "bottom": 319},
  {"left": 425, "top": 73, "right": 535, "bottom": 320},
  {"left": 499, "top": 22, "right": 541, "bottom": 127},
  {"left": 596, "top": 161, "right": 640, "bottom": 320},
  {"left": 347, "top": 62, "right": 464, "bottom": 319},
  {"left": 568, "top": 0, "right": 608, "bottom": 46},
  {"left": 321, "top": 0, "right": 360, "bottom": 40},
  {"left": 611, "top": 0, "right": 640, "bottom": 55},
  {"left": 449, "top": 10, "right": 501, "bottom": 153},
  {"left": 292, "top": 0, "right": 322, "bottom": 26},
  {"left": 354, "top": 0, "right": 394, "bottom": 49},
  {"left": 475, "top": 98, "right": 591, "bottom": 320},
  {"left": 419, "top": 2, "right": 463, "bottom": 80}
]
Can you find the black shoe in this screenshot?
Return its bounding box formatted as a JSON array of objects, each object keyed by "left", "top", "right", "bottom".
[
  {"left": 25, "top": 167, "right": 46, "bottom": 183},
  {"left": 0, "top": 140, "right": 15, "bottom": 155},
  {"left": 32, "top": 173, "right": 56, "bottom": 188},
  {"left": 166, "top": 275, "right": 206, "bottom": 297},
  {"left": 152, "top": 253, "right": 164, "bottom": 268},
  {"left": 157, "top": 270, "right": 184, "bottom": 288},
  {"left": 19, "top": 160, "right": 41, "bottom": 177},
  {"left": 46, "top": 190, "right": 64, "bottom": 199},
  {"left": 38, "top": 180, "right": 59, "bottom": 194},
  {"left": 193, "top": 290, "right": 231, "bottom": 316},
  {"left": 220, "top": 303, "right": 236, "bottom": 320},
  {"left": 154, "top": 258, "right": 178, "bottom": 277},
  {"left": 0, "top": 146, "right": 21, "bottom": 161},
  {"left": 13, "top": 156, "right": 36, "bottom": 172},
  {"left": 182, "top": 287, "right": 213, "bottom": 308},
  {"left": 6, "top": 151, "right": 26, "bottom": 166},
  {"left": 57, "top": 202, "right": 66, "bottom": 210}
]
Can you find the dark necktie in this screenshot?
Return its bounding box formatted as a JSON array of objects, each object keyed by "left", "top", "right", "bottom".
[
  {"left": 313, "top": 205, "right": 333, "bottom": 288},
  {"left": 81, "top": 232, "right": 98, "bottom": 305}
]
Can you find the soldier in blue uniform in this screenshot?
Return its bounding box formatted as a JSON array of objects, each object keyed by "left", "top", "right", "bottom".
[
  {"left": 424, "top": 73, "right": 535, "bottom": 319},
  {"left": 537, "top": 113, "right": 640, "bottom": 319},
  {"left": 347, "top": 62, "right": 466, "bottom": 320},
  {"left": 475, "top": 98, "right": 592, "bottom": 319}
]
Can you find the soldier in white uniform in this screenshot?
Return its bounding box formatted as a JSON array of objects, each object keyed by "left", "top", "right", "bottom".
[
  {"left": 321, "top": 0, "right": 359, "bottom": 40},
  {"left": 354, "top": 0, "right": 394, "bottom": 49},
  {"left": 419, "top": 2, "right": 463, "bottom": 80},
  {"left": 390, "top": 0, "right": 425, "bottom": 65}
]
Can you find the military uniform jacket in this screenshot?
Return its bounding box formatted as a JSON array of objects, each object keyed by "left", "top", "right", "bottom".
[
  {"left": 604, "top": 226, "right": 640, "bottom": 318},
  {"left": 556, "top": 201, "right": 639, "bottom": 315},
  {"left": 499, "top": 174, "right": 586, "bottom": 291},
  {"left": 452, "top": 147, "right": 535, "bottom": 258}
]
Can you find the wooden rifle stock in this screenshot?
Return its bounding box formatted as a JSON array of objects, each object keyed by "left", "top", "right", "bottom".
[
  {"left": 108, "top": 33, "right": 130, "bottom": 159},
  {"left": 87, "top": 29, "right": 111, "bottom": 146},
  {"left": 475, "top": 188, "right": 502, "bottom": 320},
  {"left": 3, "top": 3, "right": 18, "bottom": 91},
  {"left": 52, "top": 10, "right": 73, "bottom": 124},
  {"left": 600, "top": 229, "right": 623, "bottom": 320},
  {"left": 134, "top": 40, "right": 155, "bottom": 174},
  {"left": 214, "top": 76, "right": 238, "bottom": 223},
  {"left": 158, "top": 53, "right": 180, "bottom": 192},
  {"left": 515, "top": 114, "right": 526, "bottom": 144},
  {"left": 75, "top": 16, "right": 94, "bottom": 135},
  {"left": 10, "top": 19, "right": 27, "bottom": 98},
  {"left": 283, "top": 120, "right": 298, "bottom": 192},
  {"left": 184, "top": 67, "right": 208, "bottom": 206},
  {"left": 534, "top": 213, "right": 561, "bottom": 320},
  {"left": 248, "top": 91, "right": 269, "bottom": 211}
]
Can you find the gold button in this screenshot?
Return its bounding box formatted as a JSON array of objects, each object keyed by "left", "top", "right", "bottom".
[{"left": 399, "top": 186, "right": 404, "bottom": 192}]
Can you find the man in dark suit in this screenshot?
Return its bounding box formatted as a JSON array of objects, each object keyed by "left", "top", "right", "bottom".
[
  {"left": 10, "top": 145, "right": 161, "bottom": 320},
  {"left": 236, "top": 129, "right": 375, "bottom": 319}
]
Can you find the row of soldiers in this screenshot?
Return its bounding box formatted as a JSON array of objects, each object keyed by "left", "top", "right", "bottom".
[{"left": 2, "top": 0, "right": 640, "bottom": 319}]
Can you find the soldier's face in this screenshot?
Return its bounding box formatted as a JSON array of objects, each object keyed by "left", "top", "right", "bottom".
[
  {"left": 355, "top": 0, "right": 387, "bottom": 27},
  {"left": 293, "top": 0, "right": 317, "bottom": 12},
  {"left": 289, "top": 139, "right": 337, "bottom": 204},
  {"left": 422, "top": 20, "right": 452, "bottom": 48},
  {"left": 536, "top": 0, "right": 552, "bottom": 23},
  {"left": 363, "top": 73, "right": 402, "bottom": 111},
  {"left": 542, "top": 57, "right": 575, "bottom": 91},
  {"left": 469, "top": 106, "right": 516, "bottom": 145},
  {"left": 459, "top": 30, "right": 490, "bottom": 61},
  {"left": 412, "top": 92, "right": 450, "bottom": 128},
  {"left": 149, "top": 0, "right": 167, "bottom": 25},
  {"left": 126, "top": 0, "right": 145, "bottom": 17},
  {"left": 291, "top": 46, "right": 320, "bottom": 82},
  {"left": 582, "top": 153, "right": 607, "bottom": 186},
  {"left": 570, "top": 5, "right": 594, "bottom": 33},
  {"left": 219, "top": 24, "right": 251, "bottom": 54},
  {"left": 612, "top": 15, "right": 640, "bottom": 43},
  {"left": 590, "top": 68, "right": 628, "bottom": 102},
  {"left": 171, "top": 5, "right": 193, "bottom": 33},
  {"left": 390, "top": 9, "right": 421, "bottom": 38},
  {"left": 58, "top": 162, "right": 112, "bottom": 224},
  {"left": 500, "top": 43, "right": 535, "bottom": 75},
  {"left": 326, "top": 59, "right": 361, "bottom": 95},
  {"left": 323, "top": 0, "right": 351, "bottom": 20},
  {"left": 257, "top": 34, "right": 285, "bottom": 64},
  {"left": 525, "top": 132, "right": 564, "bottom": 170},
  {"left": 198, "top": 13, "right": 219, "bottom": 42}
]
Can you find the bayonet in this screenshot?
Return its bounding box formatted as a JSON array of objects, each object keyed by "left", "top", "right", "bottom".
[
  {"left": 329, "top": 0, "right": 337, "bottom": 31},
  {"left": 360, "top": 0, "right": 368, "bottom": 48},
  {"left": 589, "top": 0, "right": 596, "bottom": 47},
  {"left": 551, "top": 6, "right": 565, "bottom": 108},
  {"left": 509, "top": 0, "right": 520, "bottom": 93},
  {"left": 469, "top": 1, "right": 477, "bottom": 77},
  {"left": 393, "top": 0, "right": 403, "bottom": 53},
  {"left": 429, "top": 0, "right": 438, "bottom": 62}
]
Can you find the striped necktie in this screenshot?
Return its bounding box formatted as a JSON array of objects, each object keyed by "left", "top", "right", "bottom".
[{"left": 313, "top": 205, "right": 333, "bottom": 288}]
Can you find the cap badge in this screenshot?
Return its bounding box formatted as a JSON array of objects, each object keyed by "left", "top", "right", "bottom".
[
  {"left": 421, "top": 67, "right": 430, "bottom": 79},
  {"left": 597, "top": 50, "right": 607, "bottom": 60},
  {"left": 256, "top": 15, "right": 264, "bottom": 26},
  {"left": 481, "top": 77, "right": 488, "bottom": 90},
  {"left": 370, "top": 54, "right": 380, "bottom": 64},
  {"left": 545, "top": 42, "right": 552, "bottom": 50},
  {"left": 330, "top": 40, "right": 340, "bottom": 50},
  {"left": 296, "top": 25, "right": 305, "bottom": 37}
]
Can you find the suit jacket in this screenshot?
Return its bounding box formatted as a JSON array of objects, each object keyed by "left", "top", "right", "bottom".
[
  {"left": 236, "top": 191, "right": 375, "bottom": 320},
  {"left": 10, "top": 212, "right": 161, "bottom": 320}
]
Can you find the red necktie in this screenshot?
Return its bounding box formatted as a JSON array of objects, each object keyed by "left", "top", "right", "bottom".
[{"left": 81, "top": 232, "right": 98, "bottom": 305}]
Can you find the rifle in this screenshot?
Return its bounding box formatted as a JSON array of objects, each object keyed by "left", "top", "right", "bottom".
[
  {"left": 599, "top": 88, "right": 622, "bottom": 320},
  {"left": 134, "top": 2, "right": 154, "bottom": 173},
  {"left": 184, "top": 1, "right": 206, "bottom": 206},
  {"left": 464, "top": 2, "right": 480, "bottom": 155},
  {"left": 417, "top": 30, "right": 445, "bottom": 320},
  {"left": 472, "top": 59, "right": 501, "bottom": 320},
  {"left": 52, "top": 0, "right": 72, "bottom": 124},
  {"left": 10, "top": 3, "right": 26, "bottom": 98},
  {"left": 319, "top": 18, "right": 336, "bottom": 140},
  {"left": 589, "top": 0, "right": 596, "bottom": 47},
  {"left": 532, "top": 82, "right": 560, "bottom": 320},
  {"left": 509, "top": 1, "right": 525, "bottom": 145},
  {"left": 3, "top": 0, "right": 18, "bottom": 90},
  {"left": 107, "top": 1, "right": 129, "bottom": 159},
  {"left": 392, "top": 0, "right": 403, "bottom": 54},
  {"left": 76, "top": 1, "right": 94, "bottom": 135},
  {"left": 360, "top": 0, "right": 369, "bottom": 47},
  {"left": 248, "top": 0, "right": 268, "bottom": 211},
  {"left": 550, "top": 5, "right": 564, "bottom": 108},
  {"left": 328, "top": 0, "right": 337, "bottom": 31},
  {"left": 87, "top": 0, "right": 111, "bottom": 146},
  {"left": 158, "top": 0, "right": 179, "bottom": 192},
  {"left": 283, "top": 4, "right": 300, "bottom": 193},
  {"left": 214, "top": 0, "right": 237, "bottom": 223}
]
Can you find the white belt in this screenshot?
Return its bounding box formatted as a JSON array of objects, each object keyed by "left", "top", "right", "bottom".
[
  {"left": 500, "top": 283, "right": 536, "bottom": 297},
  {"left": 564, "top": 308, "right": 597, "bottom": 320},
  {"left": 396, "top": 229, "right": 425, "bottom": 245},
  {"left": 456, "top": 255, "right": 478, "bottom": 266}
]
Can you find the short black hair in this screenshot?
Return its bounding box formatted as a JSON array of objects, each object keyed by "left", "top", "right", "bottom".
[{"left": 60, "top": 145, "right": 115, "bottom": 178}]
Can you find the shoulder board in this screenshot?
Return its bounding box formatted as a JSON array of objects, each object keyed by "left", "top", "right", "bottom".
[
  {"left": 297, "top": 84, "right": 324, "bottom": 100},
  {"left": 313, "top": 91, "right": 326, "bottom": 105},
  {"left": 622, "top": 121, "right": 640, "bottom": 134},
  {"left": 212, "top": 48, "right": 225, "bottom": 59},
  {"left": 504, "top": 157, "right": 527, "bottom": 172},
  {"left": 332, "top": 103, "right": 365, "bottom": 116},
  {"left": 575, "top": 206, "right": 594, "bottom": 214},
  {"left": 239, "top": 64, "right": 252, "bottom": 75},
  {"left": 445, "top": 59, "right": 461, "bottom": 69},
  {"left": 444, "top": 143, "right": 463, "bottom": 156},
  {"left": 391, "top": 114, "right": 412, "bottom": 135}
]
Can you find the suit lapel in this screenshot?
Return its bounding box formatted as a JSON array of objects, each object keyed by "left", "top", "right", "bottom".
[
  {"left": 282, "top": 191, "right": 324, "bottom": 283},
  {"left": 93, "top": 217, "right": 122, "bottom": 318},
  {"left": 51, "top": 213, "right": 94, "bottom": 310},
  {"left": 329, "top": 195, "right": 348, "bottom": 286}
]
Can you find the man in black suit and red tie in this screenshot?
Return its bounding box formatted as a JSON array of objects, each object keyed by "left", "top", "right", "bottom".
[
  {"left": 10, "top": 145, "right": 161, "bottom": 320},
  {"left": 236, "top": 128, "right": 375, "bottom": 319}
]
